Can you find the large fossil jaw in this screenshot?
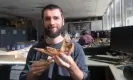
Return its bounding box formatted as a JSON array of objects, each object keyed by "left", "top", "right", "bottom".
[{"left": 34, "top": 39, "right": 74, "bottom": 56}]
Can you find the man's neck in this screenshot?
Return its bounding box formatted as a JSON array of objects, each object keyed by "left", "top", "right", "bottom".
[{"left": 46, "top": 35, "right": 64, "bottom": 44}]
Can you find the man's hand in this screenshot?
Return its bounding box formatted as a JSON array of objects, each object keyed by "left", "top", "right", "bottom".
[
  {"left": 53, "top": 52, "right": 75, "bottom": 68},
  {"left": 53, "top": 53, "right": 83, "bottom": 80},
  {"left": 27, "top": 58, "right": 54, "bottom": 80},
  {"left": 30, "top": 59, "right": 52, "bottom": 76}
]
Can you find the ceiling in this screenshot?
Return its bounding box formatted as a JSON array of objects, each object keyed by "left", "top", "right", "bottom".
[{"left": 0, "top": 0, "right": 111, "bottom": 20}]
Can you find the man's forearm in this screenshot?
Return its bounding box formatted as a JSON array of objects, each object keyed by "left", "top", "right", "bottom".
[{"left": 68, "top": 62, "right": 83, "bottom": 80}]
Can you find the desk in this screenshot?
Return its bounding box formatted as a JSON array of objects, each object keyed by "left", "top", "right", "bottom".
[
  {"left": 0, "top": 47, "right": 28, "bottom": 80},
  {"left": 0, "top": 46, "right": 31, "bottom": 65},
  {"left": 85, "top": 55, "right": 127, "bottom": 80},
  {"left": 0, "top": 53, "right": 26, "bottom": 65},
  {"left": 0, "top": 54, "right": 26, "bottom": 80},
  {"left": 0, "top": 54, "right": 25, "bottom": 80},
  {"left": 0, "top": 55, "right": 25, "bottom": 65}
]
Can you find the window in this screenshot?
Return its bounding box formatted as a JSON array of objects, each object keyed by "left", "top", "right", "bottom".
[
  {"left": 107, "top": 8, "right": 111, "bottom": 30},
  {"left": 115, "top": 0, "right": 122, "bottom": 27},
  {"left": 111, "top": 2, "right": 115, "bottom": 27},
  {"left": 122, "top": 0, "right": 133, "bottom": 26},
  {"left": 103, "top": 14, "right": 107, "bottom": 30}
]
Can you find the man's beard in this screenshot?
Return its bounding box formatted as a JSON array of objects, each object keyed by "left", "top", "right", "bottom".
[{"left": 44, "top": 26, "right": 64, "bottom": 38}]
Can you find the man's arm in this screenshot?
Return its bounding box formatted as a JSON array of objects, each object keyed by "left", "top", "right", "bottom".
[
  {"left": 72, "top": 43, "right": 89, "bottom": 80},
  {"left": 19, "top": 45, "right": 39, "bottom": 80},
  {"left": 67, "top": 42, "right": 89, "bottom": 80},
  {"left": 19, "top": 47, "right": 35, "bottom": 80},
  {"left": 54, "top": 54, "right": 84, "bottom": 80},
  {"left": 67, "top": 61, "right": 84, "bottom": 80},
  {"left": 53, "top": 42, "right": 89, "bottom": 80}
]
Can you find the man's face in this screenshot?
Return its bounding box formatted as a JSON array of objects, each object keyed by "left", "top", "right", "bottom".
[{"left": 43, "top": 9, "right": 64, "bottom": 38}]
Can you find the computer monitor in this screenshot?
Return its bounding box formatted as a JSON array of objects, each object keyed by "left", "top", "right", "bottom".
[{"left": 110, "top": 26, "right": 133, "bottom": 54}]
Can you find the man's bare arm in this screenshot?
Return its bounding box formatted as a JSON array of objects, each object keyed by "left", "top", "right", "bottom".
[{"left": 67, "top": 61, "right": 83, "bottom": 80}]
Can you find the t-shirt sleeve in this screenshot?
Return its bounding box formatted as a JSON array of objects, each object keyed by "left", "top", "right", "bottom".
[{"left": 73, "top": 42, "right": 90, "bottom": 80}]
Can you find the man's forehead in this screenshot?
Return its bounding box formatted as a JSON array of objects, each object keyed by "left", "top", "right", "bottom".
[{"left": 43, "top": 9, "right": 62, "bottom": 16}]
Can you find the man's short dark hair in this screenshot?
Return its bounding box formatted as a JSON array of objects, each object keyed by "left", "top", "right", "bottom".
[{"left": 41, "top": 4, "right": 64, "bottom": 19}]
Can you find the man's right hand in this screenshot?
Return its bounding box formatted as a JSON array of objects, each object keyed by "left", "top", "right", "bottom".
[
  {"left": 31, "top": 60, "right": 50, "bottom": 76},
  {"left": 30, "top": 58, "right": 54, "bottom": 76},
  {"left": 27, "top": 59, "right": 53, "bottom": 80}
]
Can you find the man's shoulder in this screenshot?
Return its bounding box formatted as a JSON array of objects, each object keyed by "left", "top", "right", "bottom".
[
  {"left": 71, "top": 41, "right": 83, "bottom": 51},
  {"left": 71, "top": 41, "right": 85, "bottom": 59}
]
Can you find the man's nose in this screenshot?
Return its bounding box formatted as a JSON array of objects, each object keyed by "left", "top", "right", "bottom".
[{"left": 49, "top": 18, "right": 55, "bottom": 25}]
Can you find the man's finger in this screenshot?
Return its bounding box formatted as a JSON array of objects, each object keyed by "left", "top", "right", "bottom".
[
  {"left": 59, "top": 53, "right": 70, "bottom": 62},
  {"left": 31, "top": 65, "right": 47, "bottom": 71},
  {"left": 32, "top": 67, "right": 47, "bottom": 76},
  {"left": 31, "top": 65, "right": 49, "bottom": 76},
  {"left": 32, "top": 61, "right": 50, "bottom": 67},
  {"left": 54, "top": 55, "right": 70, "bottom": 68}
]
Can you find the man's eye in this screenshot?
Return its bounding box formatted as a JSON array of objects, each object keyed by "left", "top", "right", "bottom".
[
  {"left": 54, "top": 17, "right": 59, "bottom": 20},
  {"left": 45, "top": 17, "right": 50, "bottom": 21}
]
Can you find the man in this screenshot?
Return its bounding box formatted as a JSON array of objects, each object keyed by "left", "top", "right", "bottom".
[
  {"left": 78, "top": 30, "right": 94, "bottom": 48},
  {"left": 19, "top": 4, "right": 89, "bottom": 80}
]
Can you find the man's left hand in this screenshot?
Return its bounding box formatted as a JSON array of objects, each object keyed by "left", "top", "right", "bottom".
[{"left": 53, "top": 53, "right": 76, "bottom": 69}]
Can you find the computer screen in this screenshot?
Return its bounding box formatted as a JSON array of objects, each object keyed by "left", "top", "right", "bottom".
[{"left": 110, "top": 26, "right": 133, "bottom": 54}]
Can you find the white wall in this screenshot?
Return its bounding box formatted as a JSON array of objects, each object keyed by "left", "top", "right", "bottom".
[{"left": 91, "top": 20, "right": 103, "bottom": 31}]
